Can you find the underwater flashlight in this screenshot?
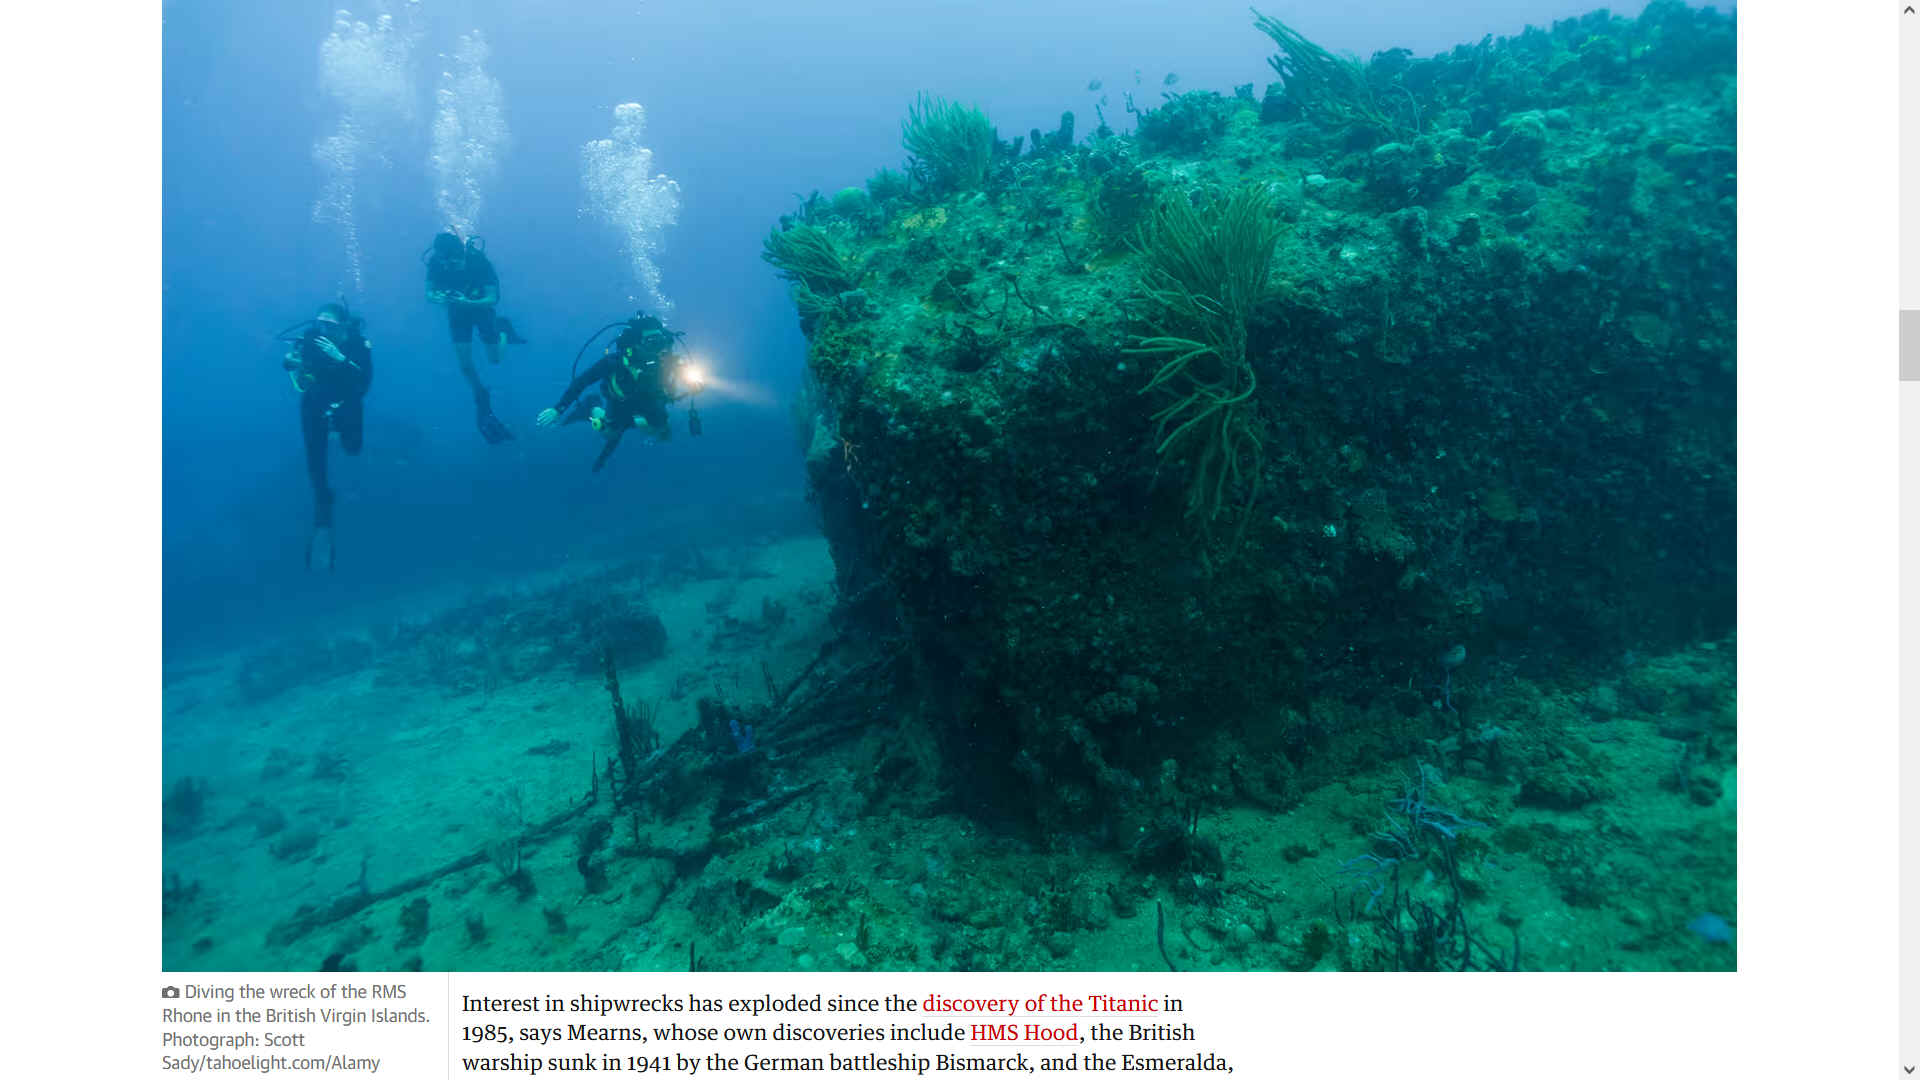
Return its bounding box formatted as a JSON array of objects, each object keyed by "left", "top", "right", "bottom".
[{"left": 678, "top": 362, "right": 708, "bottom": 391}]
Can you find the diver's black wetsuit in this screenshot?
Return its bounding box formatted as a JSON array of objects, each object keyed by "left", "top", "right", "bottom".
[
  {"left": 553, "top": 344, "right": 674, "bottom": 472},
  {"left": 427, "top": 248, "right": 502, "bottom": 342},
  {"left": 292, "top": 326, "right": 373, "bottom": 527}
]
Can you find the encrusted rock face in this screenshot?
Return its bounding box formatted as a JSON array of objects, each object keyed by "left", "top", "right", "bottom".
[{"left": 779, "top": 2, "right": 1734, "bottom": 838}]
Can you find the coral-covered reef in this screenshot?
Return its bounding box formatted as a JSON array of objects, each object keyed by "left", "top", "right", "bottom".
[{"left": 781, "top": 3, "right": 1733, "bottom": 842}]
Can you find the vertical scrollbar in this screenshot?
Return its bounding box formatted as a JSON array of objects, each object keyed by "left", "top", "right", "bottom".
[{"left": 1906, "top": 11, "right": 1920, "bottom": 1074}]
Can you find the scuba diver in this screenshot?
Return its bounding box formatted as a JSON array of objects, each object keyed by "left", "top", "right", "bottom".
[
  {"left": 277, "top": 301, "right": 373, "bottom": 571},
  {"left": 424, "top": 230, "right": 526, "bottom": 444},
  {"left": 535, "top": 312, "right": 704, "bottom": 473}
]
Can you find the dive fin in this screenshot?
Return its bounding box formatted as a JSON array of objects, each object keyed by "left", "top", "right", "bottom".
[
  {"left": 475, "top": 389, "right": 515, "bottom": 444},
  {"left": 497, "top": 318, "right": 528, "bottom": 346}
]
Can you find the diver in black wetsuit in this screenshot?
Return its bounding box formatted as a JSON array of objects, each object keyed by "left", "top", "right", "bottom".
[
  {"left": 424, "top": 230, "right": 525, "bottom": 443},
  {"left": 280, "top": 302, "right": 373, "bottom": 570},
  {"left": 535, "top": 313, "right": 704, "bottom": 472}
]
